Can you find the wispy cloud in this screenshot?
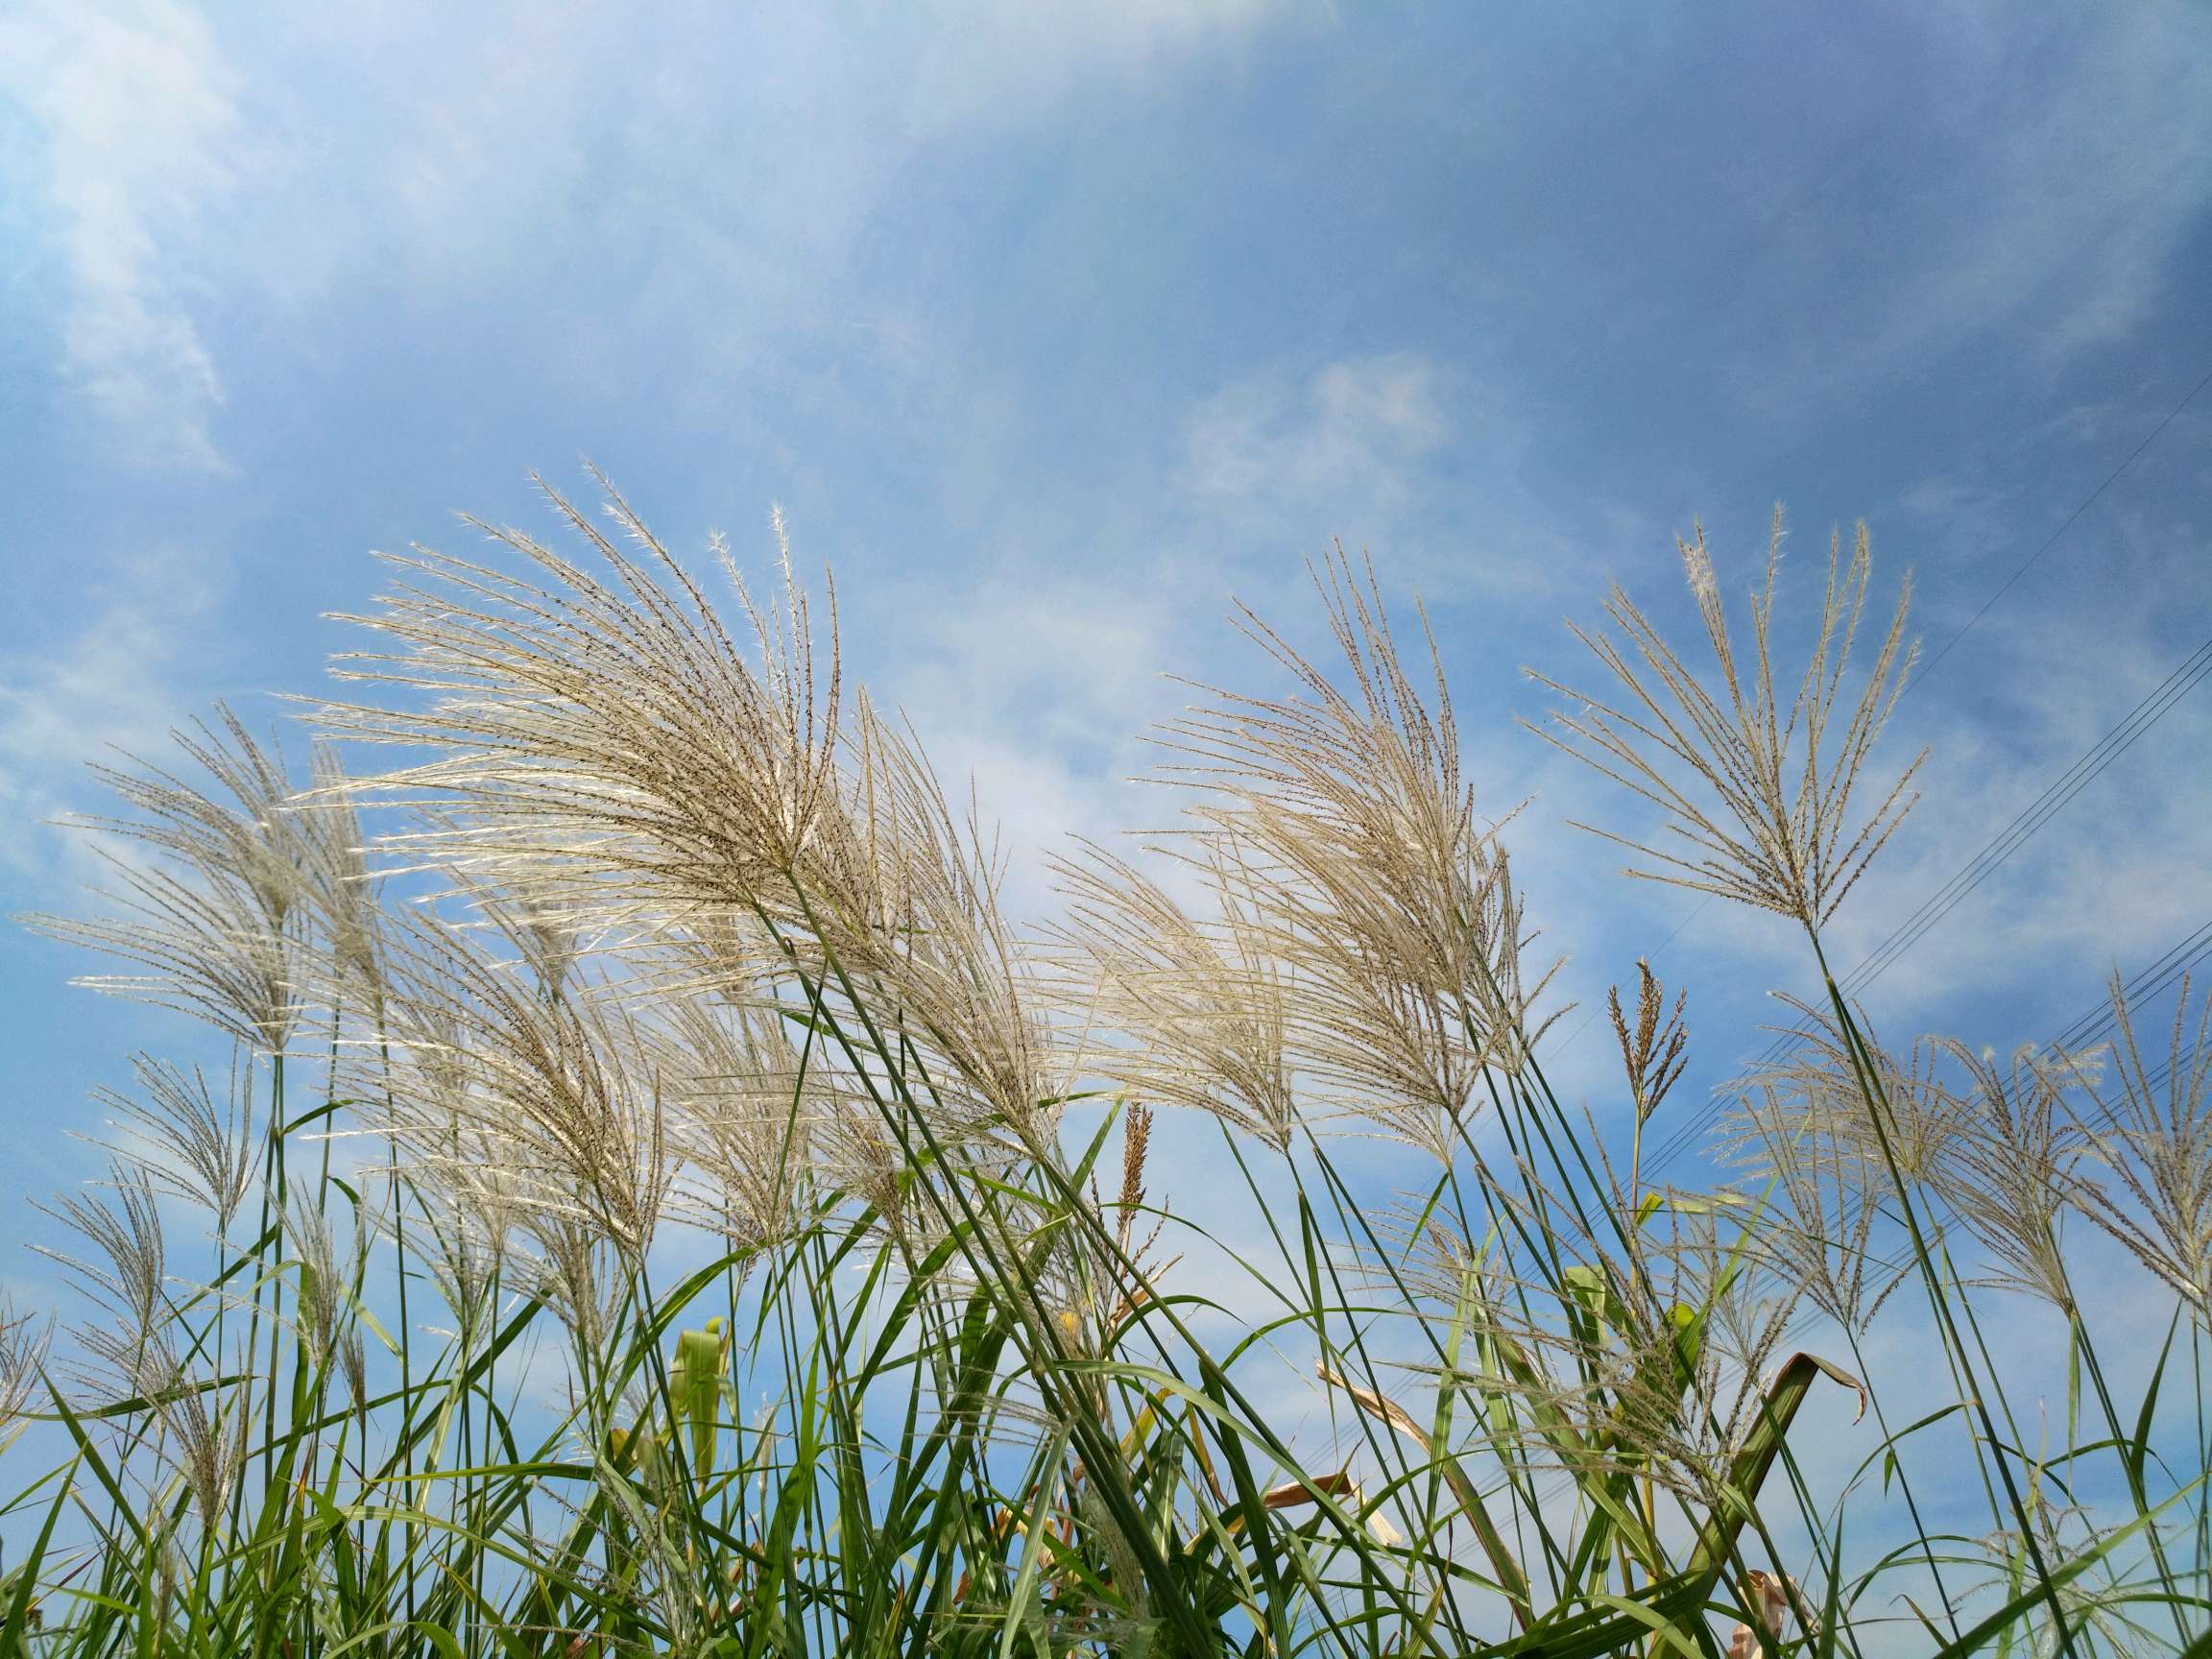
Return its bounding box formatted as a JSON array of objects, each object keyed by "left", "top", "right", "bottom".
[
  {"left": 1175, "top": 352, "right": 1614, "bottom": 604},
  {"left": 0, "top": 542, "right": 219, "bottom": 893},
  {"left": 862, "top": 349, "right": 1564, "bottom": 914},
  {"left": 1889, "top": 7, "right": 2212, "bottom": 365},
  {"left": 903, "top": 0, "right": 1292, "bottom": 129},
  {"left": 1746, "top": 6, "right": 2212, "bottom": 398},
  {"left": 1181, "top": 352, "right": 1451, "bottom": 541},
  {"left": 1, "top": 0, "right": 1300, "bottom": 448},
  {"left": 0, "top": 0, "right": 241, "bottom": 471},
  {"left": 872, "top": 564, "right": 1182, "bottom": 917}
]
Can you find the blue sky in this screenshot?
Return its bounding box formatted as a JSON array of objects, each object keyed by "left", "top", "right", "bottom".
[{"left": 3, "top": 2, "right": 2211, "bottom": 1542}]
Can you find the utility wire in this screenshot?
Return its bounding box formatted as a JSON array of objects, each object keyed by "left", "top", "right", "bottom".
[
  {"left": 1537, "top": 363, "right": 2211, "bottom": 1074},
  {"left": 1906, "top": 361, "right": 2212, "bottom": 694},
  {"left": 1507, "top": 372, "right": 2209, "bottom": 1514},
  {"left": 1743, "top": 921, "right": 2212, "bottom": 1300},
  {"left": 2046, "top": 919, "right": 2212, "bottom": 1055},
  {"left": 1634, "top": 632, "right": 2212, "bottom": 1180}
]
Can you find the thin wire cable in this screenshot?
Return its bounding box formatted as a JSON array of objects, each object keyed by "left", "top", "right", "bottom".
[
  {"left": 1536, "top": 364, "right": 2212, "bottom": 1072},
  {"left": 1814, "top": 641, "right": 2212, "bottom": 1009},
  {"left": 2046, "top": 921, "right": 2212, "bottom": 1055},
  {"left": 1906, "top": 361, "right": 2212, "bottom": 694},
  {"left": 1645, "top": 624, "right": 2212, "bottom": 1172},
  {"left": 1735, "top": 925, "right": 2212, "bottom": 1302},
  {"left": 1636, "top": 632, "right": 2212, "bottom": 1180},
  {"left": 1500, "top": 373, "right": 2208, "bottom": 1514}
]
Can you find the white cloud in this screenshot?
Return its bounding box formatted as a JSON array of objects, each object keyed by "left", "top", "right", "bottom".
[
  {"left": 0, "top": 0, "right": 241, "bottom": 471},
  {"left": 0, "top": 0, "right": 1301, "bottom": 451},
  {"left": 0, "top": 542, "right": 219, "bottom": 892},
  {"left": 1823, "top": 628, "right": 2212, "bottom": 1019},
  {"left": 1173, "top": 351, "right": 1616, "bottom": 610},
  {"left": 860, "top": 349, "right": 1544, "bottom": 921},
  {"left": 868, "top": 565, "right": 1184, "bottom": 918},
  {"left": 1756, "top": 6, "right": 2212, "bottom": 393},
  {"left": 1919, "top": 8, "right": 2212, "bottom": 362},
  {"left": 1181, "top": 352, "right": 1451, "bottom": 539},
  {"left": 902, "top": 0, "right": 1292, "bottom": 131}
]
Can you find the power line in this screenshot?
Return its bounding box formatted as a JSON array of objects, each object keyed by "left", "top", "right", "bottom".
[
  {"left": 2046, "top": 919, "right": 2212, "bottom": 1056},
  {"left": 1630, "top": 607, "right": 2211, "bottom": 1184},
  {"left": 1538, "top": 365, "right": 2212, "bottom": 1077},
  {"left": 1728, "top": 924, "right": 2210, "bottom": 1334},
  {"left": 1906, "top": 362, "right": 2212, "bottom": 694},
  {"left": 1522, "top": 928, "right": 2212, "bottom": 1530},
  {"left": 1816, "top": 640, "right": 2212, "bottom": 1005}
]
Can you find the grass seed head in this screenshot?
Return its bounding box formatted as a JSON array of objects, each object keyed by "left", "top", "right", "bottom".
[
  {"left": 1527, "top": 510, "right": 1923, "bottom": 931},
  {"left": 1054, "top": 836, "right": 1295, "bottom": 1149},
  {"left": 87, "top": 1054, "right": 257, "bottom": 1238},
  {"left": 1151, "top": 544, "right": 1556, "bottom": 1158},
  {"left": 2069, "top": 973, "right": 2212, "bottom": 1310},
  {"left": 1931, "top": 1040, "right": 2092, "bottom": 1311},
  {"left": 24, "top": 709, "right": 317, "bottom": 1051},
  {"left": 1610, "top": 957, "right": 1689, "bottom": 1125}
]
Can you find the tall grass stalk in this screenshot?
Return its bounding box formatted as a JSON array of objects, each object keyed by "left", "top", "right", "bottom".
[{"left": 1, "top": 483, "right": 2204, "bottom": 1657}]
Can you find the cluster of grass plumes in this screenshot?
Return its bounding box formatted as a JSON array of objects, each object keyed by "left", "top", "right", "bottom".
[{"left": 2, "top": 479, "right": 2206, "bottom": 1659}]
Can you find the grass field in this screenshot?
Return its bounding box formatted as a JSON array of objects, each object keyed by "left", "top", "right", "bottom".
[{"left": 2, "top": 479, "right": 2205, "bottom": 1656}]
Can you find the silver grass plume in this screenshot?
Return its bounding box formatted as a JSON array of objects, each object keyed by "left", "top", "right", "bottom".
[
  {"left": 34, "top": 1164, "right": 170, "bottom": 1397},
  {"left": 86, "top": 1054, "right": 257, "bottom": 1238},
  {"left": 828, "top": 693, "right": 1073, "bottom": 1162},
  {"left": 389, "top": 1187, "right": 509, "bottom": 1356},
  {"left": 319, "top": 475, "right": 1071, "bottom": 1170},
  {"left": 134, "top": 1334, "right": 250, "bottom": 1528},
  {"left": 376, "top": 900, "right": 672, "bottom": 1268},
  {"left": 1404, "top": 1210, "right": 1809, "bottom": 1507},
  {"left": 369, "top": 1008, "right": 517, "bottom": 1351},
  {"left": 1965, "top": 1488, "right": 2173, "bottom": 1658},
  {"left": 1638, "top": 1198, "right": 1807, "bottom": 1492},
  {"left": 22, "top": 706, "right": 313, "bottom": 1051},
  {"left": 1609, "top": 957, "right": 1689, "bottom": 1126},
  {"left": 1527, "top": 511, "right": 1922, "bottom": 930},
  {"left": 1054, "top": 836, "right": 1294, "bottom": 1150},
  {"left": 0, "top": 1297, "right": 50, "bottom": 1456},
  {"left": 296, "top": 740, "right": 386, "bottom": 1008},
  {"left": 1930, "top": 1041, "right": 2093, "bottom": 1311},
  {"left": 1154, "top": 544, "right": 1556, "bottom": 1159},
  {"left": 2069, "top": 974, "right": 2212, "bottom": 1311},
  {"left": 528, "top": 1213, "right": 628, "bottom": 1381},
  {"left": 1721, "top": 1082, "right": 1909, "bottom": 1337},
  {"left": 318, "top": 473, "right": 843, "bottom": 939},
  {"left": 655, "top": 984, "right": 824, "bottom": 1255},
  {"left": 1745, "top": 998, "right": 1970, "bottom": 1188},
  {"left": 280, "top": 1199, "right": 364, "bottom": 1370}
]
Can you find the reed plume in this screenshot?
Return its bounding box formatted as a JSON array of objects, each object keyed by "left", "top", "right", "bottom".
[
  {"left": 2, "top": 479, "right": 2187, "bottom": 1657},
  {"left": 2070, "top": 974, "right": 2212, "bottom": 1311},
  {"left": 376, "top": 902, "right": 673, "bottom": 1266},
  {"left": 1722, "top": 1082, "right": 1908, "bottom": 1336},
  {"left": 24, "top": 709, "right": 314, "bottom": 1051},
  {"left": 1054, "top": 836, "right": 1294, "bottom": 1149},
  {"left": 35, "top": 1164, "right": 170, "bottom": 1397},
  {"left": 86, "top": 1054, "right": 257, "bottom": 1238},
  {"left": 1527, "top": 511, "right": 1921, "bottom": 930},
  {"left": 0, "top": 1297, "right": 49, "bottom": 1456},
  {"left": 1152, "top": 545, "right": 1555, "bottom": 1157},
  {"left": 1929, "top": 1041, "right": 2093, "bottom": 1310},
  {"left": 1609, "top": 957, "right": 1689, "bottom": 1126}
]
